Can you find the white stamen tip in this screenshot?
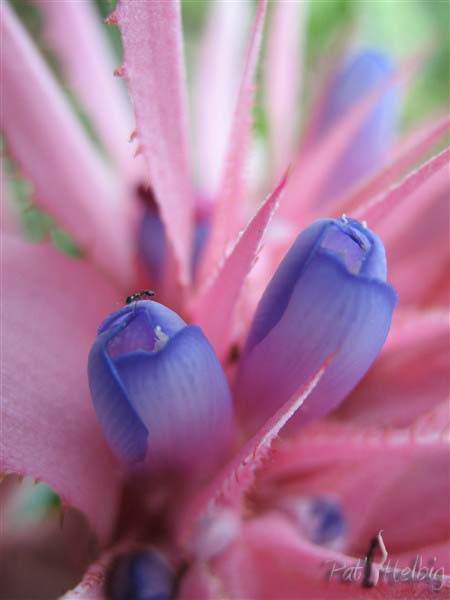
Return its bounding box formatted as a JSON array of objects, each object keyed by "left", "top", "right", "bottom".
[
  {"left": 341, "top": 214, "right": 348, "bottom": 223},
  {"left": 154, "top": 325, "right": 169, "bottom": 351},
  {"left": 362, "top": 220, "right": 368, "bottom": 229}
]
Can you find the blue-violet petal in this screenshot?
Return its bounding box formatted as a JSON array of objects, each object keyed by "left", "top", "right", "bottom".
[
  {"left": 235, "top": 217, "right": 397, "bottom": 434},
  {"left": 88, "top": 301, "right": 233, "bottom": 475}
]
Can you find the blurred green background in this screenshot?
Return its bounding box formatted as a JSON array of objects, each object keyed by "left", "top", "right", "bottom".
[
  {"left": 6, "top": 0, "right": 450, "bottom": 256},
  {"left": 182, "top": 0, "right": 449, "bottom": 130},
  {"left": 12, "top": 0, "right": 450, "bottom": 128}
]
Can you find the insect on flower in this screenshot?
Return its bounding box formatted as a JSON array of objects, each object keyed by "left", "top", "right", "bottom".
[{"left": 125, "top": 290, "right": 155, "bottom": 305}]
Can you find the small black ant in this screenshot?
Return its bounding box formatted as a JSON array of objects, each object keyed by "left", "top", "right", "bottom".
[{"left": 125, "top": 290, "right": 155, "bottom": 304}]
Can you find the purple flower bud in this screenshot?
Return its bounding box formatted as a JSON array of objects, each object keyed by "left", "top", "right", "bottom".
[
  {"left": 88, "top": 301, "right": 233, "bottom": 477},
  {"left": 106, "top": 548, "right": 174, "bottom": 600},
  {"left": 235, "top": 217, "right": 397, "bottom": 433},
  {"left": 308, "top": 497, "right": 346, "bottom": 546},
  {"left": 191, "top": 208, "right": 211, "bottom": 283},
  {"left": 139, "top": 204, "right": 167, "bottom": 288},
  {"left": 317, "top": 49, "right": 399, "bottom": 200},
  {"left": 138, "top": 186, "right": 210, "bottom": 285},
  {"left": 279, "top": 496, "right": 346, "bottom": 548}
]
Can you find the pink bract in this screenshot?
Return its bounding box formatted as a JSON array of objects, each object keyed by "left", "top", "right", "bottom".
[{"left": 1, "top": 1, "right": 448, "bottom": 598}]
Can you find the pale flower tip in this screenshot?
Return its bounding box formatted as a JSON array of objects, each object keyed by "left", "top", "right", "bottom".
[{"left": 321, "top": 216, "right": 387, "bottom": 279}]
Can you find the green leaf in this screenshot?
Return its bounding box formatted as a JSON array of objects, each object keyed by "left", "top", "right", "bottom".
[
  {"left": 22, "top": 207, "right": 53, "bottom": 242},
  {"left": 50, "top": 228, "right": 84, "bottom": 259}
]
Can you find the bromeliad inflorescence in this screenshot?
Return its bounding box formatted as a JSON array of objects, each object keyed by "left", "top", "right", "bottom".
[
  {"left": 3, "top": 0, "right": 448, "bottom": 598},
  {"left": 88, "top": 216, "right": 396, "bottom": 474}
]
